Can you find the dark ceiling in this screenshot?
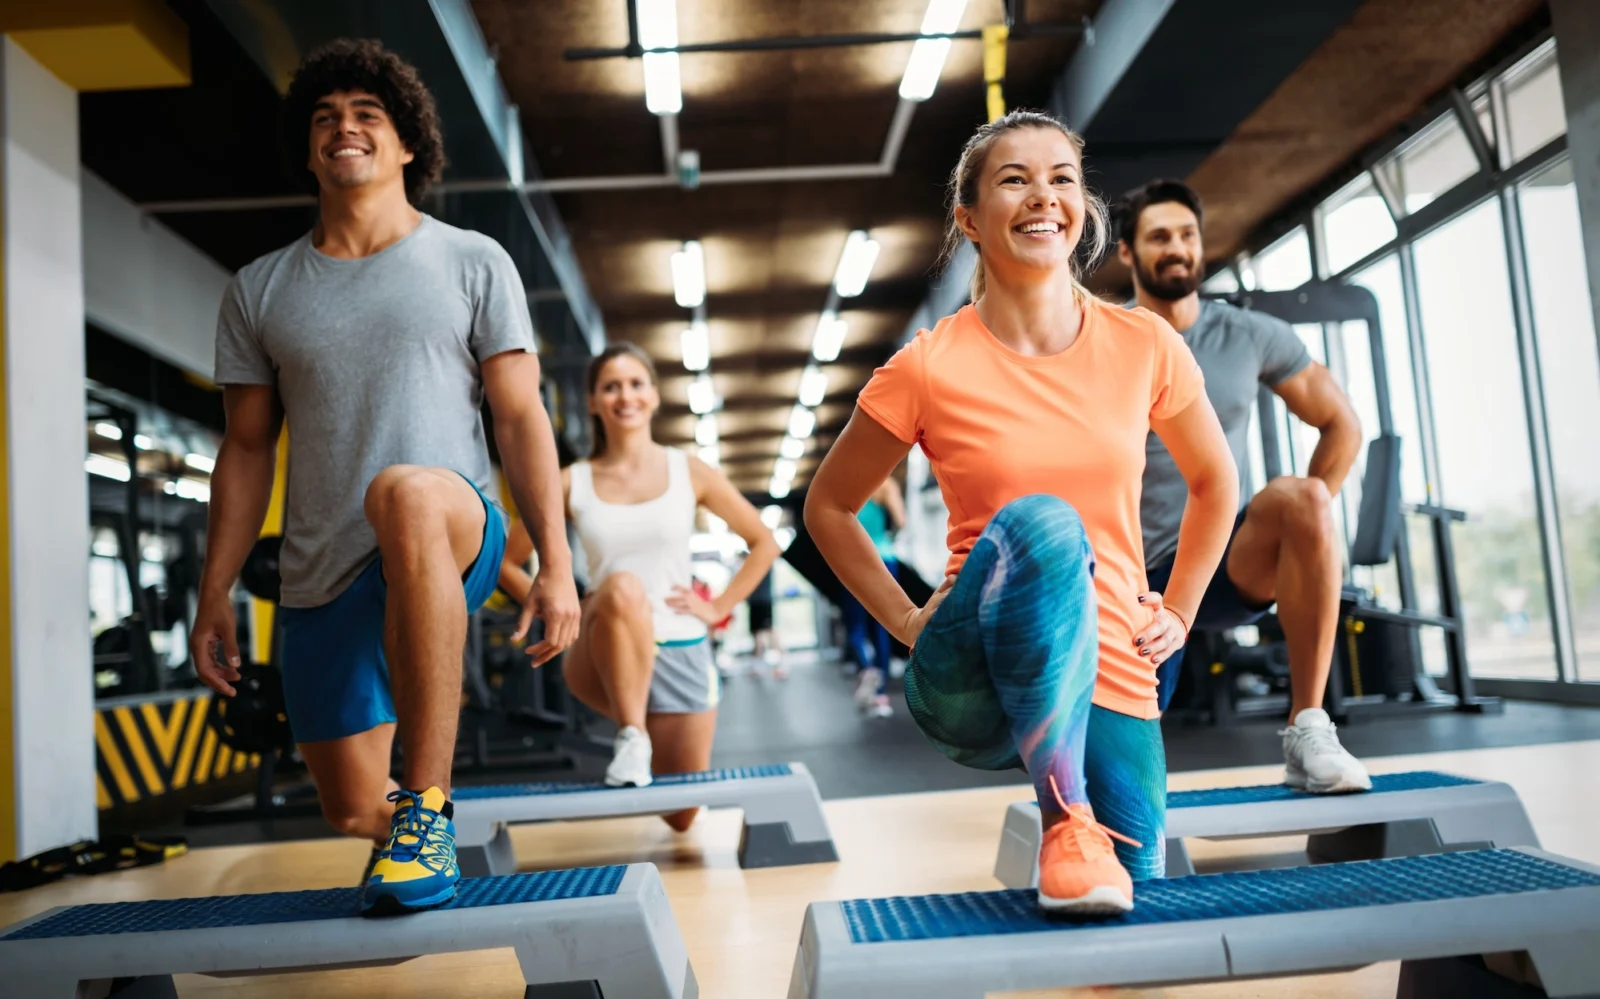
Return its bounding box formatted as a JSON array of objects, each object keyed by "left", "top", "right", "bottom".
[{"left": 78, "top": 0, "right": 1550, "bottom": 494}]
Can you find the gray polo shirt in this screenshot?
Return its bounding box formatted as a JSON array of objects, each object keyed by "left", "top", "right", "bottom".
[
  {"left": 1139, "top": 297, "right": 1311, "bottom": 568},
  {"left": 214, "top": 215, "right": 537, "bottom": 607}
]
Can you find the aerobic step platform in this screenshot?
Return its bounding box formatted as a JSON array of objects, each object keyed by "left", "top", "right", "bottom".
[
  {"left": 993, "top": 770, "right": 1538, "bottom": 886},
  {"left": 452, "top": 763, "right": 838, "bottom": 877},
  {"left": 0, "top": 863, "right": 696, "bottom": 999},
  {"left": 790, "top": 848, "right": 1600, "bottom": 999}
]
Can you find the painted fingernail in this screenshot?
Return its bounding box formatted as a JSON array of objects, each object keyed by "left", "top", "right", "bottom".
[
  {"left": 1137, "top": 595, "right": 1146, "bottom": 603},
  {"left": 1135, "top": 638, "right": 1144, "bottom": 645}
]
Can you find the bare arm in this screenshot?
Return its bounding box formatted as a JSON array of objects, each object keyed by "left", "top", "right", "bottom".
[
  {"left": 1148, "top": 393, "right": 1239, "bottom": 632},
  {"left": 691, "top": 455, "right": 781, "bottom": 617},
  {"left": 189, "top": 385, "right": 283, "bottom": 693},
  {"left": 805, "top": 412, "right": 924, "bottom": 646},
  {"left": 875, "top": 476, "right": 907, "bottom": 532},
  {"left": 1273, "top": 363, "right": 1362, "bottom": 496},
  {"left": 483, "top": 351, "right": 580, "bottom": 662}
]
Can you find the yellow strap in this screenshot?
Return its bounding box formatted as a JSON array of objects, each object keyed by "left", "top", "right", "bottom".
[{"left": 983, "top": 24, "right": 1009, "bottom": 123}]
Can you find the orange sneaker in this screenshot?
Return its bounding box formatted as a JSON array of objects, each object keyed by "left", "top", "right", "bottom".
[{"left": 1036, "top": 775, "right": 1139, "bottom": 916}]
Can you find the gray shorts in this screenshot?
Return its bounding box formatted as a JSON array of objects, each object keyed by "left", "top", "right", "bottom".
[{"left": 648, "top": 638, "right": 719, "bottom": 714}]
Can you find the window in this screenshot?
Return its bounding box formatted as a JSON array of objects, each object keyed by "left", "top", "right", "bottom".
[
  {"left": 1375, "top": 113, "right": 1481, "bottom": 215},
  {"left": 1349, "top": 256, "right": 1428, "bottom": 504},
  {"left": 1502, "top": 40, "right": 1565, "bottom": 166},
  {"left": 1413, "top": 200, "right": 1556, "bottom": 681},
  {"left": 1251, "top": 227, "right": 1313, "bottom": 291},
  {"left": 1201, "top": 268, "right": 1239, "bottom": 294},
  {"left": 1319, "top": 173, "right": 1396, "bottom": 275},
  {"left": 1519, "top": 158, "right": 1600, "bottom": 681}
]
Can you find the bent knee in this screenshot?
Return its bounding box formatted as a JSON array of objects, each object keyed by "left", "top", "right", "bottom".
[
  {"left": 593, "top": 572, "right": 652, "bottom": 618},
  {"left": 988, "top": 495, "right": 1092, "bottom": 569},
  {"left": 1262, "top": 477, "right": 1336, "bottom": 541},
  {"left": 364, "top": 465, "right": 445, "bottom": 530}
]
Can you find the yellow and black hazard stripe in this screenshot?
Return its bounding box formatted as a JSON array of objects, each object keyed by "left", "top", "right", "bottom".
[{"left": 94, "top": 691, "right": 259, "bottom": 810}]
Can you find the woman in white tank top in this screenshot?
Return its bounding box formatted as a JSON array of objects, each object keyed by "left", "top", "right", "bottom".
[{"left": 499, "top": 344, "right": 780, "bottom": 826}]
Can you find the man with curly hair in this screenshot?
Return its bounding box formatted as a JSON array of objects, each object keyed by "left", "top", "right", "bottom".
[{"left": 189, "top": 39, "right": 581, "bottom": 915}]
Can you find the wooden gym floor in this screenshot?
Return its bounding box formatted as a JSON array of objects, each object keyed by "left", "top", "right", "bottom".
[{"left": 4, "top": 739, "right": 1597, "bottom": 998}]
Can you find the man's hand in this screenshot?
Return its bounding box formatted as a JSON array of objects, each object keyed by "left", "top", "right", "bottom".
[
  {"left": 514, "top": 568, "right": 581, "bottom": 667},
  {"left": 190, "top": 593, "right": 243, "bottom": 696},
  {"left": 897, "top": 574, "right": 956, "bottom": 648}
]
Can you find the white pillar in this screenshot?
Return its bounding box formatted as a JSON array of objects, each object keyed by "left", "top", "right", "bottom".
[
  {"left": 0, "top": 36, "right": 96, "bottom": 858},
  {"left": 1552, "top": 0, "right": 1600, "bottom": 347}
]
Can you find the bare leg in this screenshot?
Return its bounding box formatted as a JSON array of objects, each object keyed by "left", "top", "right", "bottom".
[
  {"left": 1225, "top": 477, "right": 1343, "bottom": 720},
  {"left": 364, "top": 465, "right": 486, "bottom": 795},
  {"left": 299, "top": 723, "right": 400, "bottom": 843},
  {"left": 647, "top": 710, "right": 718, "bottom": 831},
  {"left": 563, "top": 573, "right": 656, "bottom": 730}
]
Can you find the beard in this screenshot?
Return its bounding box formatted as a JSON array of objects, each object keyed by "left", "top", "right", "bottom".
[{"left": 1134, "top": 254, "right": 1203, "bottom": 301}]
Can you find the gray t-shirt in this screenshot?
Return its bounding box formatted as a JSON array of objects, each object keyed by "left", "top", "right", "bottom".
[
  {"left": 214, "top": 215, "right": 536, "bottom": 607},
  {"left": 1139, "top": 297, "right": 1311, "bottom": 567}
]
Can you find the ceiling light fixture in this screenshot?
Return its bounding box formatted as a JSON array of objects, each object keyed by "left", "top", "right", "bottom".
[
  {"left": 769, "top": 477, "right": 792, "bottom": 500},
  {"left": 780, "top": 435, "right": 806, "bottom": 461},
  {"left": 694, "top": 413, "right": 719, "bottom": 447},
  {"left": 774, "top": 458, "right": 798, "bottom": 484},
  {"left": 798, "top": 365, "right": 829, "bottom": 408},
  {"left": 760, "top": 505, "right": 783, "bottom": 529},
  {"left": 184, "top": 453, "right": 215, "bottom": 474},
  {"left": 833, "top": 230, "right": 880, "bottom": 298},
  {"left": 899, "top": 0, "right": 968, "bottom": 101},
  {"left": 698, "top": 444, "right": 720, "bottom": 467},
  {"left": 93, "top": 422, "right": 123, "bottom": 441},
  {"left": 671, "top": 239, "right": 705, "bottom": 308},
  {"left": 681, "top": 319, "right": 709, "bottom": 371},
  {"left": 85, "top": 455, "right": 131, "bottom": 482},
  {"left": 687, "top": 372, "right": 717, "bottom": 415},
  {"left": 812, "top": 312, "right": 847, "bottom": 363},
  {"left": 787, "top": 405, "right": 816, "bottom": 439},
  {"left": 637, "top": 0, "right": 683, "bottom": 115}
]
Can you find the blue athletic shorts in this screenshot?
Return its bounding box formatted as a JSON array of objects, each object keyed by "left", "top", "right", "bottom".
[{"left": 277, "top": 473, "right": 509, "bottom": 744}]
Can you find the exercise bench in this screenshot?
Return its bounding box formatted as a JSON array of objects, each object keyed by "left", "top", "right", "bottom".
[
  {"left": 791, "top": 847, "right": 1600, "bottom": 998},
  {"left": 994, "top": 770, "right": 1538, "bottom": 886},
  {"left": 452, "top": 763, "right": 838, "bottom": 877},
  {"left": 0, "top": 863, "right": 695, "bottom": 998}
]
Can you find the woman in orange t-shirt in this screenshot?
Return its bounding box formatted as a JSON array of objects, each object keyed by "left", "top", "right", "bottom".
[{"left": 805, "top": 111, "right": 1238, "bottom": 915}]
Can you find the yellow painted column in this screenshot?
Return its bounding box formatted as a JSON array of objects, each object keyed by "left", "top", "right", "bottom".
[{"left": 0, "top": 0, "right": 187, "bottom": 863}]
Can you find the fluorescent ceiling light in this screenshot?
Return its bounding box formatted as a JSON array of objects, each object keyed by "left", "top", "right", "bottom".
[
  {"left": 788, "top": 405, "right": 816, "bottom": 439},
  {"left": 175, "top": 478, "right": 210, "bottom": 503},
  {"left": 899, "top": 38, "right": 952, "bottom": 101},
  {"left": 798, "top": 365, "right": 829, "bottom": 408},
  {"left": 671, "top": 240, "right": 705, "bottom": 308},
  {"left": 812, "top": 312, "right": 847, "bottom": 362},
  {"left": 637, "top": 0, "right": 682, "bottom": 115},
  {"left": 681, "top": 320, "right": 709, "bottom": 372},
  {"left": 93, "top": 422, "right": 122, "bottom": 441},
  {"left": 921, "top": 0, "right": 967, "bottom": 34},
  {"left": 698, "top": 444, "right": 720, "bottom": 467},
  {"left": 85, "top": 455, "right": 131, "bottom": 482},
  {"left": 769, "top": 477, "right": 792, "bottom": 500},
  {"left": 780, "top": 435, "right": 806, "bottom": 460},
  {"left": 687, "top": 373, "right": 717, "bottom": 415},
  {"left": 184, "top": 453, "right": 215, "bottom": 474},
  {"left": 833, "top": 230, "right": 880, "bottom": 298},
  {"left": 774, "top": 525, "right": 796, "bottom": 550},
  {"left": 774, "top": 458, "right": 798, "bottom": 483},
  {"left": 694, "top": 413, "right": 719, "bottom": 447},
  {"left": 643, "top": 52, "right": 682, "bottom": 115},
  {"left": 133, "top": 434, "right": 153, "bottom": 450},
  {"left": 760, "top": 505, "right": 783, "bottom": 529}
]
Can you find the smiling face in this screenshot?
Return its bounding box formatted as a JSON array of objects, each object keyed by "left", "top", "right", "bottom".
[
  {"left": 306, "top": 89, "right": 414, "bottom": 195},
  {"left": 955, "top": 126, "right": 1087, "bottom": 284},
  {"left": 1121, "top": 200, "right": 1205, "bottom": 302},
  {"left": 589, "top": 353, "right": 660, "bottom": 437}
]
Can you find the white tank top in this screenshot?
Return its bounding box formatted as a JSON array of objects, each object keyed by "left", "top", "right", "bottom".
[{"left": 568, "top": 447, "right": 707, "bottom": 644}]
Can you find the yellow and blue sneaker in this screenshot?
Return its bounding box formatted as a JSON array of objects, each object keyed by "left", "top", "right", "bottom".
[{"left": 361, "top": 787, "right": 460, "bottom": 916}]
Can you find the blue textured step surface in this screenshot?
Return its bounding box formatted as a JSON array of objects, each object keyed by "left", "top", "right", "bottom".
[
  {"left": 1022, "top": 771, "right": 1481, "bottom": 811},
  {"left": 455, "top": 764, "right": 794, "bottom": 800},
  {"left": 844, "top": 849, "right": 1599, "bottom": 944},
  {"left": 2, "top": 865, "right": 627, "bottom": 941}
]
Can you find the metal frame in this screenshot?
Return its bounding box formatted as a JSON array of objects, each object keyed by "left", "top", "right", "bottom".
[{"left": 1240, "top": 27, "right": 1593, "bottom": 698}]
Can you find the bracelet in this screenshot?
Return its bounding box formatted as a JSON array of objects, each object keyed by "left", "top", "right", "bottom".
[{"left": 1166, "top": 606, "right": 1191, "bottom": 638}]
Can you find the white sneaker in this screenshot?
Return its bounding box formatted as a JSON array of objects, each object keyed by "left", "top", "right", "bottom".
[
  {"left": 867, "top": 694, "right": 894, "bottom": 719},
  {"left": 1281, "top": 708, "right": 1371, "bottom": 793},
  {"left": 854, "top": 668, "right": 883, "bottom": 711},
  {"left": 605, "top": 725, "right": 653, "bottom": 787}
]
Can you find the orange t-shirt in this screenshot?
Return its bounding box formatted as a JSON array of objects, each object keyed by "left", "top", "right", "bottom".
[{"left": 856, "top": 297, "right": 1204, "bottom": 719}]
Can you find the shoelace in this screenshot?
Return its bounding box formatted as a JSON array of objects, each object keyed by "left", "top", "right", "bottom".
[
  {"left": 1047, "top": 773, "right": 1143, "bottom": 849},
  {"left": 378, "top": 790, "right": 456, "bottom": 873}
]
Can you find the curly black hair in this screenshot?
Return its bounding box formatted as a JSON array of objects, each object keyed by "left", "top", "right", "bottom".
[{"left": 283, "top": 39, "right": 446, "bottom": 206}]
